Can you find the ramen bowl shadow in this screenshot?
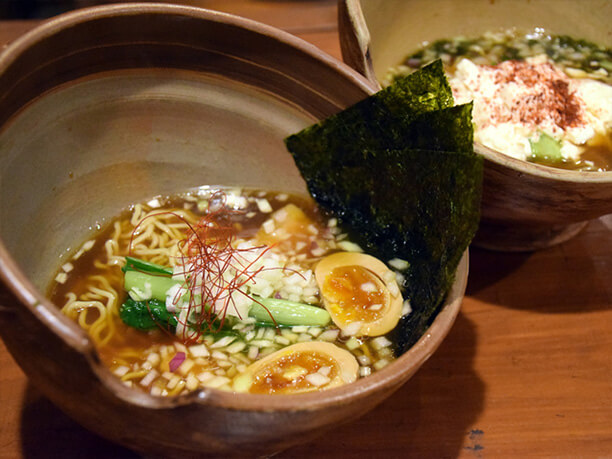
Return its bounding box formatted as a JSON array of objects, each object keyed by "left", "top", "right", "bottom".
[
  {"left": 0, "top": 4, "right": 468, "bottom": 457},
  {"left": 339, "top": 0, "right": 612, "bottom": 251}
]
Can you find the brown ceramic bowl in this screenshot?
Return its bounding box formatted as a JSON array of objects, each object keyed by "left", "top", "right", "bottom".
[
  {"left": 0, "top": 4, "right": 468, "bottom": 457},
  {"left": 339, "top": 0, "right": 612, "bottom": 251}
]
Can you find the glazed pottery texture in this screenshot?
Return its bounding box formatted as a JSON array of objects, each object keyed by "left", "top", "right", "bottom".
[
  {"left": 339, "top": 0, "right": 612, "bottom": 251},
  {"left": 0, "top": 4, "right": 467, "bottom": 456}
]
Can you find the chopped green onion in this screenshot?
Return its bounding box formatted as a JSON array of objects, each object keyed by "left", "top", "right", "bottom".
[{"left": 122, "top": 256, "right": 173, "bottom": 276}]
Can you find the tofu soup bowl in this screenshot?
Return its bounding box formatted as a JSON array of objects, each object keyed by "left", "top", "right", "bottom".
[
  {"left": 0, "top": 4, "right": 468, "bottom": 457},
  {"left": 339, "top": 0, "right": 612, "bottom": 251}
]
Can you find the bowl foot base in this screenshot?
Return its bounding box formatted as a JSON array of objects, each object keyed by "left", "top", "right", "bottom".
[{"left": 473, "top": 220, "right": 589, "bottom": 252}]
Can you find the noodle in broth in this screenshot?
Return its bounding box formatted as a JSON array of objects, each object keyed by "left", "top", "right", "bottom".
[{"left": 50, "top": 188, "right": 407, "bottom": 396}]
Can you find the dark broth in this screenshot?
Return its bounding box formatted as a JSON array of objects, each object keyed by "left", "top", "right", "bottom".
[{"left": 48, "top": 187, "right": 401, "bottom": 395}]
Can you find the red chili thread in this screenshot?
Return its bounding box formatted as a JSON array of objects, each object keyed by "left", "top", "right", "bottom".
[{"left": 127, "top": 191, "right": 297, "bottom": 342}]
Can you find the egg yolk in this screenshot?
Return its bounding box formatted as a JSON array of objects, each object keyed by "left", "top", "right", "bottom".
[
  {"left": 249, "top": 351, "right": 338, "bottom": 394},
  {"left": 321, "top": 265, "right": 386, "bottom": 323}
]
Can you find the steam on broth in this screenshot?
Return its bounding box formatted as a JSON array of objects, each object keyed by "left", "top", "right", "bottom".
[{"left": 49, "top": 187, "right": 408, "bottom": 396}]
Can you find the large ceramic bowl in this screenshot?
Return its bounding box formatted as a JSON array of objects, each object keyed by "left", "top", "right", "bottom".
[
  {"left": 0, "top": 4, "right": 468, "bottom": 457},
  {"left": 339, "top": 0, "right": 612, "bottom": 251}
]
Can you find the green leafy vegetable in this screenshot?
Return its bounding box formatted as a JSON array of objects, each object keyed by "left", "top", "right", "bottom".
[
  {"left": 284, "top": 60, "right": 483, "bottom": 353},
  {"left": 119, "top": 297, "right": 233, "bottom": 334},
  {"left": 120, "top": 298, "right": 178, "bottom": 331},
  {"left": 123, "top": 256, "right": 173, "bottom": 276},
  {"left": 121, "top": 258, "right": 332, "bottom": 329}
]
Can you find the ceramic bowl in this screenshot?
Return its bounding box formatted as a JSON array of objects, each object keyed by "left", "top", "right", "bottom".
[
  {"left": 339, "top": 0, "right": 612, "bottom": 251},
  {"left": 0, "top": 4, "right": 468, "bottom": 457}
]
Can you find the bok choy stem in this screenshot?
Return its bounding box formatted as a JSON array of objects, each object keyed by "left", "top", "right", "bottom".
[{"left": 121, "top": 258, "right": 331, "bottom": 328}]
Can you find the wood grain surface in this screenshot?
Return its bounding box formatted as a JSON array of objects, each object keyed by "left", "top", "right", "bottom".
[{"left": 0, "top": 2, "right": 611, "bottom": 458}]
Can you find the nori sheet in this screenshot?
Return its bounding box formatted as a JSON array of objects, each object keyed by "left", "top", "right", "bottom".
[{"left": 284, "top": 60, "right": 483, "bottom": 354}]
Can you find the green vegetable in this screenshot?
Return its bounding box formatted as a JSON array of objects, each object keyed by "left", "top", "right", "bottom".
[
  {"left": 121, "top": 258, "right": 331, "bottom": 328},
  {"left": 124, "top": 270, "right": 180, "bottom": 302},
  {"left": 119, "top": 298, "right": 178, "bottom": 331},
  {"left": 248, "top": 296, "right": 331, "bottom": 327},
  {"left": 529, "top": 132, "right": 563, "bottom": 162},
  {"left": 122, "top": 256, "right": 173, "bottom": 276},
  {"left": 284, "top": 60, "right": 483, "bottom": 353}
]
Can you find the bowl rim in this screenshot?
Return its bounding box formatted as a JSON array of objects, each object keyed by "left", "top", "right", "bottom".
[
  {"left": 340, "top": 0, "right": 612, "bottom": 184},
  {"left": 0, "top": 2, "right": 465, "bottom": 413}
]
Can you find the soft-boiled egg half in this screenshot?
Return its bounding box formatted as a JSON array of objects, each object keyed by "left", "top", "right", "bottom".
[
  {"left": 315, "top": 252, "right": 403, "bottom": 337},
  {"left": 233, "top": 341, "right": 359, "bottom": 394}
]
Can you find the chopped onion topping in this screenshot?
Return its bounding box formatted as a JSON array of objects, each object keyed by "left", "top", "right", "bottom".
[
  {"left": 318, "top": 329, "right": 340, "bottom": 342},
  {"left": 387, "top": 280, "right": 400, "bottom": 298},
  {"left": 61, "top": 262, "right": 74, "bottom": 273},
  {"left": 342, "top": 321, "right": 363, "bottom": 337},
  {"left": 197, "top": 371, "right": 215, "bottom": 383},
  {"left": 211, "top": 335, "right": 236, "bottom": 349},
  {"left": 186, "top": 373, "right": 199, "bottom": 391},
  {"left": 401, "top": 299, "right": 412, "bottom": 316},
  {"left": 212, "top": 350, "right": 228, "bottom": 360},
  {"left": 113, "top": 366, "right": 130, "bottom": 377},
  {"left": 262, "top": 219, "right": 275, "bottom": 234},
  {"left": 206, "top": 376, "right": 231, "bottom": 389},
  {"left": 169, "top": 352, "right": 186, "bottom": 372},
  {"left": 345, "top": 336, "right": 361, "bottom": 350},
  {"left": 165, "top": 283, "right": 184, "bottom": 312},
  {"left": 273, "top": 207, "right": 288, "bottom": 222},
  {"left": 373, "top": 358, "right": 390, "bottom": 370},
  {"left": 305, "top": 372, "right": 331, "bottom": 387},
  {"left": 248, "top": 346, "right": 259, "bottom": 360},
  {"left": 337, "top": 241, "right": 363, "bottom": 252},
  {"left": 318, "top": 365, "right": 332, "bottom": 377},
  {"left": 371, "top": 336, "right": 392, "bottom": 350},
  {"left": 359, "top": 366, "right": 372, "bottom": 377},
  {"left": 226, "top": 341, "right": 247, "bottom": 354},
  {"left": 388, "top": 258, "right": 410, "bottom": 271},
  {"left": 360, "top": 281, "right": 377, "bottom": 293},
  {"left": 256, "top": 198, "right": 273, "bottom": 213},
  {"left": 72, "top": 240, "right": 95, "bottom": 260},
  {"left": 140, "top": 369, "right": 159, "bottom": 387}
]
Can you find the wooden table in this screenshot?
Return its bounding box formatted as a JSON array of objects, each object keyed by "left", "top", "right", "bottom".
[{"left": 1, "top": 2, "right": 611, "bottom": 457}]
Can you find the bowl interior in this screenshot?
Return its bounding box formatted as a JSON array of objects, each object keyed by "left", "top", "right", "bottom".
[
  {"left": 0, "top": 70, "right": 314, "bottom": 289},
  {"left": 0, "top": 3, "right": 375, "bottom": 290}
]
